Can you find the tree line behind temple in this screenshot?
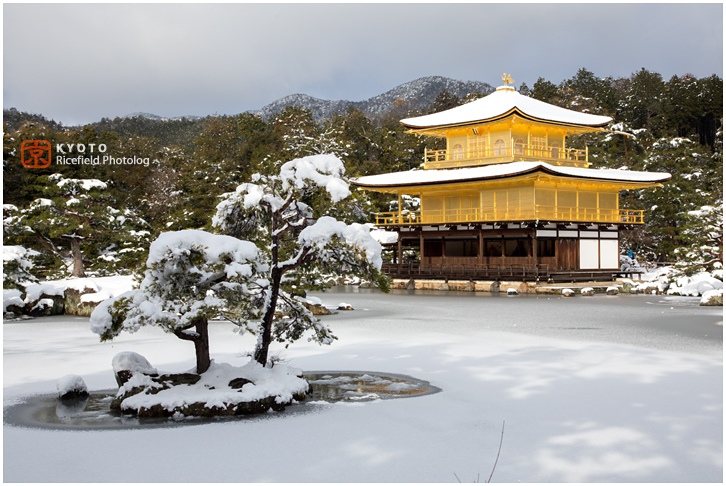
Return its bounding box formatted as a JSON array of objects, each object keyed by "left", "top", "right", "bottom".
[{"left": 3, "top": 67, "right": 723, "bottom": 280}]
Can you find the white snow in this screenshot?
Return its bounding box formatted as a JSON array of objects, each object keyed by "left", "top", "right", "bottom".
[
  {"left": 279, "top": 154, "right": 351, "bottom": 202},
  {"left": 56, "top": 374, "right": 87, "bottom": 396},
  {"left": 148, "top": 230, "right": 259, "bottom": 267},
  {"left": 632, "top": 267, "right": 724, "bottom": 297},
  {"left": 116, "top": 361, "right": 308, "bottom": 413},
  {"left": 56, "top": 177, "right": 108, "bottom": 191},
  {"left": 700, "top": 288, "right": 723, "bottom": 305},
  {"left": 354, "top": 160, "right": 671, "bottom": 188},
  {"left": 90, "top": 231, "right": 266, "bottom": 338},
  {"left": 2, "top": 245, "right": 40, "bottom": 264},
  {"left": 367, "top": 225, "right": 398, "bottom": 245},
  {"left": 297, "top": 216, "right": 383, "bottom": 269},
  {"left": 6, "top": 275, "right": 136, "bottom": 310},
  {"left": 401, "top": 85, "right": 612, "bottom": 129},
  {"left": 3, "top": 288, "right": 722, "bottom": 483},
  {"left": 3, "top": 289, "right": 24, "bottom": 312},
  {"left": 111, "top": 351, "right": 157, "bottom": 375}
]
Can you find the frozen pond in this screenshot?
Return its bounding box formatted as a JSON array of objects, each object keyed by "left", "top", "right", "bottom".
[
  {"left": 317, "top": 287, "right": 722, "bottom": 355},
  {"left": 4, "top": 371, "right": 440, "bottom": 430},
  {"left": 4, "top": 287, "right": 722, "bottom": 483}
]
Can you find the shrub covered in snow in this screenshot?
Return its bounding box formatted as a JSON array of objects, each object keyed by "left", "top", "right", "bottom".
[
  {"left": 700, "top": 289, "right": 723, "bottom": 306},
  {"left": 91, "top": 230, "right": 266, "bottom": 373},
  {"left": 3, "top": 245, "right": 40, "bottom": 291},
  {"left": 672, "top": 202, "right": 723, "bottom": 278}
]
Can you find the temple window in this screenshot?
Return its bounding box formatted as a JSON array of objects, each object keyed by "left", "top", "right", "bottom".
[
  {"left": 494, "top": 139, "right": 505, "bottom": 156},
  {"left": 452, "top": 144, "right": 464, "bottom": 160}
]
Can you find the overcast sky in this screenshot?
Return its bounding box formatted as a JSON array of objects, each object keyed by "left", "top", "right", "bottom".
[{"left": 3, "top": 3, "right": 723, "bottom": 126}]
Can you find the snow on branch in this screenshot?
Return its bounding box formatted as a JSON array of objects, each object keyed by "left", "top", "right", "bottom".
[
  {"left": 278, "top": 154, "right": 351, "bottom": 202},
  {"left": 90, "top": 230, "right": 268, "bottom": 341}
]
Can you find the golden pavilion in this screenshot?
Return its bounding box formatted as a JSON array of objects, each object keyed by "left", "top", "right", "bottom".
[{"left": 354, "top": 75, "right": 671, "bottom": 282}]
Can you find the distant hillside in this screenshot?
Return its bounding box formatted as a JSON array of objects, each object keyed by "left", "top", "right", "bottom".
[
  {"left": 3, "top": 107, "right": 66, "bottom": 132},
  {"left": 3, "top": 76, "right": 495, "bottom": 141},
  {"left": 256, "top": 76, "right": 494, "bottom": 121},
  {"left": 122, "top": 112, "right": 205, "bottom": 122}
]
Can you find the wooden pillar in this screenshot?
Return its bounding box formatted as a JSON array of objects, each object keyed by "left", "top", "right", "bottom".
[
  {"left": 397, "top": 234, "right": 402, "bottom": 270},
  {"left": 397, "top": 193, "right": 402, "bottom": 223},
  {"left": 478, "top": 230, "right": 483, "bottom": 265},
  {"left": 419, "top": 232, "right": 425, "bottom": 265}
]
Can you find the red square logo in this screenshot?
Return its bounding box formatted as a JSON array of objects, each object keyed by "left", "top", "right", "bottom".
[{"left": 21, "top": 140, "right": 52, "bottom": 168}]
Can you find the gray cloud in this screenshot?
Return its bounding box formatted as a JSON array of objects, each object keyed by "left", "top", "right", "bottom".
[{"left": 3, "top": 3, "right": 722, "bottom": 125}]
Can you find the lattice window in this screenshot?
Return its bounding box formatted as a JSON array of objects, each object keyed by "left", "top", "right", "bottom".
[
  {"left": 532, "top": 136, "right": 546, "bottom": 158},
  {"left": 468, "top": 135, "right": 487, "bottom": 158}
]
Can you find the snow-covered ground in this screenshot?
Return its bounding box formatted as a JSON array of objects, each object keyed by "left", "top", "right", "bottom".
[{"left": 3, "top": 288, "right": 721, "bottom": 483}]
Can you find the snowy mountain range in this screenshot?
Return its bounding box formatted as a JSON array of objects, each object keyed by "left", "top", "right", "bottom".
[
  {"left": 113, "top": 76, "right": 494, "bottom": 123},
  {"left": 255, "top": 76, "right": 494, "bottom": 121},
  {"left": 122, "top": 112, "right": 205, "bottom": 122}
]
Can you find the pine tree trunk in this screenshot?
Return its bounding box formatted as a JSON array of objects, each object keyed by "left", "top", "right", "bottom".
[
  {"left": 174, "top": 317, "right": 211, "bottom": 374},
  {"left": 193, "top": 317, "right": 211, "bottom": 374},
  {"left": 69, "top": 237, "right": 85, "bottom": 277},
  {"left": 254, "top": 269, "right": 281, "bottom": 366}
]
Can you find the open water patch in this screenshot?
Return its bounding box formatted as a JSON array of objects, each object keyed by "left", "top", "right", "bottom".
[{"left": 4, "top": 371, "right": 439, "bottom": 431}]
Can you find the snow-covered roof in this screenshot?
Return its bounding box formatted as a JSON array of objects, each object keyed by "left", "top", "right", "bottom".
[
  {"left": 401, "top": 86, "right": 612, "bottom": 130},
  {"left": 354, "top": 161, "right": 671, "bottom": 189}
]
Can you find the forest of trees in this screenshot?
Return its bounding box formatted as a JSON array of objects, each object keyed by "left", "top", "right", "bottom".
[{"left": 3, "top": 67, "right": 723, "bottom": 281}]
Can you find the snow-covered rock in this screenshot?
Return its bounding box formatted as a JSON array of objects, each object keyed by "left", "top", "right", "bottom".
[
  {"left": 561, "top": 289, "right": 575, "bottom": 297},
  {"left": 57, "top": 374, "right": 88, "bottom": 398},
  {"left": 581, "top": 287, "right": 595, "bottom": 296},
  {"left": 667, "top": 272, "right": 723, "bottom": 297},
  {"left": 113, "top": 360, "right": 309, "bottom": 418},
  {"left": 506, "top": 288, "right": 518, "bottom": 295},
  {"left": 112, "top": 352, "right": 157, "bottom": 375},
  {"left": 3, "top": 289, "right": 25, "bottom": 314},
  {"left": 700, "top": 289, "right": 723, "bottom": 306},
  {"left": 112, "top": 352, "right": 158, "bottom": 386}
]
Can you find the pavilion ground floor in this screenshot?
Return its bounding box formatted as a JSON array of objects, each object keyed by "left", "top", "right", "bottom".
[{"left": 380, "top": 221, "right": 635, "bottom": 283}]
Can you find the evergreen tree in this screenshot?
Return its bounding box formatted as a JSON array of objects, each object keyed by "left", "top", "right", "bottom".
[
  {"left": 428, "top": 89, "right": 462, "bottom": 113},
  {"left": 213, "top": 154, "right": 389, "bottom": 365},
  {"left": 19, "top": 174, "right": 147, "bottom": 277},
  {"left": 527, "top": 77, "right": 560, "bottom": 104},
  {"left": 672, "top": 201, "right": 723, "bottom": 276},
  {"left": 617, "top": 68, "right": 666, "bottom": 135}
]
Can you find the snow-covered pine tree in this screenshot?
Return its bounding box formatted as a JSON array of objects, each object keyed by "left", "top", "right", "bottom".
[
  {"left": 90, "top": 230, "right": 266, "bottom": 373},
  {"left": 213, "top": 154, "right": 389, "bottom": 365},
  {"left": 20, "top": 174, "right": 147, "bottom": 277},
  {"left": 672, "top": 201, "right": 723, "bottom": 277},
  {"left": 2, "top": 245, "right": 39, "bottom": 291}
]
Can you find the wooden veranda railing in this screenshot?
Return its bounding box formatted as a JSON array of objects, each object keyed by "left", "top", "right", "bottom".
[
  {"left": 382, "top": 262, "right": 550, "bottom": 280},
  {"left": 424, "top": 142, "right": 588, "bottom": 169},
  {"left": 375, "top": 208, "right": 645, "bottom": 226},
  {"left": 381, "top": 263, "right": 627, "bottom": 283}
]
